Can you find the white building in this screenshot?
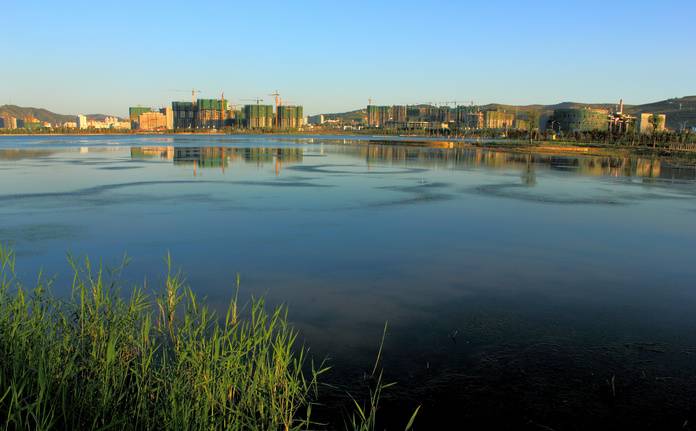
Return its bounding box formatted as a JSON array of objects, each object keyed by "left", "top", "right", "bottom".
[{"left": 77, "top": 114, "right": 88, "bottom": 129}]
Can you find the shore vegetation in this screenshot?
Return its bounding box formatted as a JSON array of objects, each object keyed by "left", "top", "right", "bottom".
[{"left": 0, "top": 246, "right": 417, "bottom": 431}]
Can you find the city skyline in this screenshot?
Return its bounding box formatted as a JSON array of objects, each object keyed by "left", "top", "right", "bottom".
[{"left": 2, "top": 0, "right": 695, "bottom": 117}]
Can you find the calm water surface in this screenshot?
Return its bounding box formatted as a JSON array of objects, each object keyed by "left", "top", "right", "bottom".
[{"left": 2, "top": 135, "right": 696, "bottom": 429}]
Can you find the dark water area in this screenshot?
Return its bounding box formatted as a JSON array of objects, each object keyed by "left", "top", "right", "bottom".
[{"left": 1, "top": 135, "right": 696, "bottom": 430}]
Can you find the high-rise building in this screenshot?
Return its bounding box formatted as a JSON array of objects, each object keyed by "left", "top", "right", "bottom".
[
  {"left": 392, "top": 105, "right": 407, "bottom": 123},
  {"left": 367, "top": 105, "right": 391, "bottom": 127},
  {"left": 196, "top": 99, "right": 228, "bottom": 129},
  {"left": 277, "top": 105, "right": 304, "bottom": 129},
  {"left": 243, "top": 104, "right": 274, "bottom": 128},
  {"left": 172, "top": 102, "right": 195, "bottom": 130},
  {"left": 77, "top": 114, "right": 88, "bottom": 129}
]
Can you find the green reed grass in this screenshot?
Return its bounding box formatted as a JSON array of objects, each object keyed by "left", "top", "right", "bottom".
[{"left": 0, "top": 245, "right": 418, "bottom": 431}]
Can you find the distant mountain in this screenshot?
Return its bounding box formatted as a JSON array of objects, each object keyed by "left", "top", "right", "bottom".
[
  {"left": 322, "top": 96, "right": 696, "bottom": 130},
  {"left": 624, "top": 97, "right": 696, "bottom": 129},
  {"left": 0, "top": 105, "right": 76, "bottom": 124},
  {"left": 0, "top": 105, "right": 123, "bottom": 124},
  {"left": 322, "top": 108, "right": 366, "bottom": 123}
]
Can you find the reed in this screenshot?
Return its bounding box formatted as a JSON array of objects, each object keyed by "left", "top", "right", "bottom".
[{"left": 0, "top": 245, "right": 418, "bottom": 431}]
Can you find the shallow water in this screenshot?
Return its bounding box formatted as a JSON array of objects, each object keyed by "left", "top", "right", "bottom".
[{"left": 1, "top": 135, "right": 696, "bottom": 429}]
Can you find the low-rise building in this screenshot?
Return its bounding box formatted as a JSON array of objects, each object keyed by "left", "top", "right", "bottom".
[
  {"left": 514, "top": 119, "right": 530, "bottom": 131},
  {"left": 307, "top": 114, "right": 324, "bottom": 125},
  {"left": 129, "top": 107, "right": 152, "bottom": 129},
  {"left": 551, "top": 108, "right": 608, "bottom": 133},
  {"left": 636, "top": 112, "right": 667, "bottom": 134}
]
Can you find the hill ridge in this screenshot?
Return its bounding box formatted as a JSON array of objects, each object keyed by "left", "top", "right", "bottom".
[
  {"left": 0, "top": 105, "right": 122, "bottom": 124},
  {"left": 321, "top": 96, "right": 696, "bottom": 130}
]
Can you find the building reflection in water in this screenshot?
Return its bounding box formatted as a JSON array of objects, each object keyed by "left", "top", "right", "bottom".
[
  {"left": 129, "top": 143, "right": 696, "bottom": 181},
  {"left": 331, "top": 143, "right": 696, "bottom": 181},
  {"left": 130, "top": 146, "right": 304, "bottom": 176}
]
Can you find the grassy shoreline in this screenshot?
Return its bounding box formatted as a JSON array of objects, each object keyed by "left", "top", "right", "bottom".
[{"left": 0, "top": 247, "right": 417, "bottom": 430}]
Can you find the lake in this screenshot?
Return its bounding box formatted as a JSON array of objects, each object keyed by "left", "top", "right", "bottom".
[{"left": 1, "top": 134, "right": 696, "bottom": 429}]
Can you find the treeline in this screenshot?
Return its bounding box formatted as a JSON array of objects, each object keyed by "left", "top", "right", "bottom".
[
  {"left": 514, "top": 129, "right": 696, "bottom": 148},
  {"left": 335, "top": 127, "right": 696, "bottom": 148},
  {"left": 3, "top": 126, "right": 695, "bottom": 151}
]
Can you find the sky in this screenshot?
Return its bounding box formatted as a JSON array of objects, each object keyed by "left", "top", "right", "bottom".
[{"left": 1, "top": 0, "right": 695, "bottom": 116}]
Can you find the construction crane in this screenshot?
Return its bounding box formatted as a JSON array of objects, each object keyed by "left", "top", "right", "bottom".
[
  {"left": 220, "top": 91, "right": 226, "bottom": 128},
  {"left": 169, "top": 88, "right": 202, "bottom": 105},
  {"left": 241, "top": 98, "right": 265, "bottom": 128},
  {"left": 269, "top": 90, "right": 281, "bottom": 128},
  {"left": 242, "top": 97, "right": 264, "bottom": 105}
]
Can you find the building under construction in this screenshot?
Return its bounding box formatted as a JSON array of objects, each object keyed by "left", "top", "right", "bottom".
[
  {"left": 456, "top": 109, "right": 483, "bottom": 129},
  {"left": 277, "top": 105, "right": 304, "bottom": 129},
  {"left": 367, "top": 105, "right": 392, "bottom": 127},
  {"left": 171, "top": 99, "right": 228, "bottom": 130},
  {"left": 367, "top": 103, "right": 510, "bottom": 131},
  {"left": 243, "top": 104, "right": 274, "bottom": 129},
  {"left": 196, "top": 99, "right": 228, "bottom": 129},
  {"left": 170, "top": 97, "right": 305, "bottom": 130},
  {"left": 172, "top": 102, "right": 195, "bottom": 129}
]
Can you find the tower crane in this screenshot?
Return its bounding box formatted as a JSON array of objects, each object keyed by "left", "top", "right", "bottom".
[
  {"left": 241, "top": 98, "right": 265, "bottom": 128},
  {"left": 169, "top": 88, "right": 202, "bottom": 105},
  {"left": 269, "top": 90, "right": 281, "bottom": 128},
  {"left": 191, "top": 89, "right": 202, "bottom": 105},
  {"left": 242, "top": 97, "right": 264, "bottom": 105},
  {"left": 220, "top": 91, "right": 226, "bottom": 128}
]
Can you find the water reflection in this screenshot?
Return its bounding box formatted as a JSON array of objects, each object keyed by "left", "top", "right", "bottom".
[
  {"left": 0, "top": 149, "right": 57, "bottom": 160},
  {"left": 126, "top": 143, "right": 696, "bottom": 182},
  {"left": 334, "top": 144, "right": 677, "bottom": 179},
  {"left": 131, "top": 146, "right": 304, "bottom": 175}
]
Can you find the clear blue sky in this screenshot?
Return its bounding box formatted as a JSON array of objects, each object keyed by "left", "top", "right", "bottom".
[{"left": 1, "top": 0, "right": 694, "bottom": 116}]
